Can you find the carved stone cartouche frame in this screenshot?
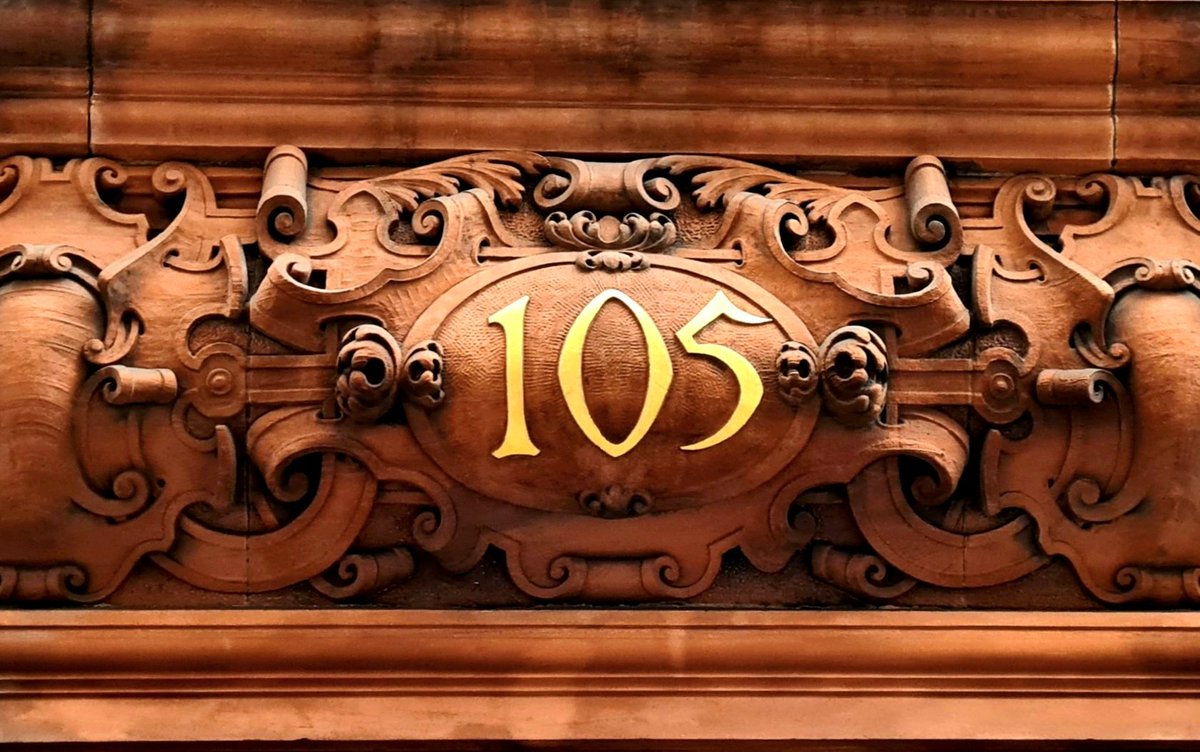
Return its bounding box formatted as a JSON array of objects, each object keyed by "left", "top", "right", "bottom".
[{"left": 2, "top": 148, "right": 1199, "bottom": 606}]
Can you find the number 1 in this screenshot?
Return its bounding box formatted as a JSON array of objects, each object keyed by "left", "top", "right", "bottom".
[{"left": 488, "top": 295, "right": 540, "bottom": 457}]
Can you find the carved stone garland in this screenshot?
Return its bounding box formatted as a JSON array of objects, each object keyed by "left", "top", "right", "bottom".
[{"left": 1, "top": 147, "right": 1198, "bottom": 606}]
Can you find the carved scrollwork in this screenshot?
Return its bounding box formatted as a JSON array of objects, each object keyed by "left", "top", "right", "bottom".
[
  {"left": 535, "top": 157, "right": 680, "bottom": 214},
  {"left": 0, "top": 152, "right": 252, "bottom": 602},
  {"left": 904, "top": 155, "right": 962, "bottom": 250},
  {"left": 577, "top": 485, "right": 653, "bottom": 519},
  {"left": 402, "top": 340, "right": 445, "bottom": 410},
  {"left": 257, "top": 145, "right": 309, "bottom": 241},
  {"left": 10, "top": 148, "right": 1200, "bottom": 609},
  {"left": 1035, "top": 368, "right": 1115, "bottom": 406},
  {"left": 1109, "top": 257, "right": 1200, "bottom": 294},
  {"left": 776, "top": 341, "right": 819, "bottom": 407},
  {"left": 336, "top": 324, "right": 403, "bottom": 422},
  {"left": 574, "top": 249, "right": 649, "bottom": 272},
  {"left": 309, "top": 547, "right": 416, "bottom": 600},
  {"left": 371, "top": 151, "right": 548, "bottom": 213},
  {"left": 810, "top": 543, "right": 916, "bottom": 601},
  {"left": 1110, "top": 567, "right": 1200, "bottom": 604},
  {"left": 545, "top": 210, "right": 676, "bottom": 253},
  {"left": 0, "top": 565, "right": 88, "bottom": 602},
  {"left": 97, "top": 365, "right": 179, "bottom": 405},
  {"left": 818, "top": 326, "right": 888, "bottom": 427},
  {"left": 657, "top": 154, "right": 849, "bottom": 210},
  {"left": 71, "top": 468, "right": 153, "bottom": 521},
  {"left": 0, "top": 243, "right": 100, "bottom": 286}
]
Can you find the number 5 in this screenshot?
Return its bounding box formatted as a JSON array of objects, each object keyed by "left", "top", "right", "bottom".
[{"left": 676, "top": 291, "right": 771, "bottom": 451}]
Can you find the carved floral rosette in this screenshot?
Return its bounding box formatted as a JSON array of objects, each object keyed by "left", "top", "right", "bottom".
[{"left": 3, "top": 148, "right": 1200, "bottom": 607}]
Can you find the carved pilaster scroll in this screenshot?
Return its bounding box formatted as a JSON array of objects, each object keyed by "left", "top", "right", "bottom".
[
  {"left": 0, "top": 157, "right": 249, "bottom": 601},
  {"left": 6, "top": 148, "right": 1200, "bottom": 607},
  {"left": 977, "top": 175, "right": 1200, "bottom": 603},
  {"left": 257, "top": 145, "right": 308, "bottom": 241}
]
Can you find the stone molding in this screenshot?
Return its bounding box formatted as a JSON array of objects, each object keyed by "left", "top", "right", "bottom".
[
  {"left": 6, "top": 1, "right": 1200, "bottom": 171},
  {"left": 2, "top": 610, "right": 1200, "bottom": 745}
]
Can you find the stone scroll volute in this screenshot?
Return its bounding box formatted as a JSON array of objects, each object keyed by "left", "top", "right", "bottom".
[{"left": 3, "top": 148, "right": 1200, "bottom": 607}]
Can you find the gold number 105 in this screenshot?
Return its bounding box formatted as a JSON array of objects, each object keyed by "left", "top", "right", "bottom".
[{"left": 489, "top": 289, "right": 771, "bottom": 459}]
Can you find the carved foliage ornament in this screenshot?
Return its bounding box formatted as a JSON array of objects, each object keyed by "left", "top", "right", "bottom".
[{"left": 2, "top": 148, "right": 1199, "bottom": 606}]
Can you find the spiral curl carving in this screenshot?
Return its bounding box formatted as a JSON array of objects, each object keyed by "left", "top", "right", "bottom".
[
  {"left": 545, "top": 210, "right": 676, "bottom": 253},
  {"left": 335, "top": 325, "right": 404, "bottom": 423},
  {"left": 818, "top": 327, "right": 888, "bottom": 426},
  {"left": 310, "top": 547, "right": 415, "bottom": 600},
  {"left": 776, "top": 341, "right": 819, "bottom": 407},
  {"left": 402, "top": 340, "right": 445, "bottom": 410},
  {"left": 577, "top": 485, "right": 653, "bottom": 519}
]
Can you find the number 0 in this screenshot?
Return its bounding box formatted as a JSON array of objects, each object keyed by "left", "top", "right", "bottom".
[{"left": 558, "top": 289, "right": 674, "bottom": 458}]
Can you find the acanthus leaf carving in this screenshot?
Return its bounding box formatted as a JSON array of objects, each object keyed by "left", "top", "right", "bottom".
[
  {"left": 545, "top": 210, "right": 676, "bottom": 253},
  {"left": 370, "top": 151, "right": 549, "bottom": 213}
]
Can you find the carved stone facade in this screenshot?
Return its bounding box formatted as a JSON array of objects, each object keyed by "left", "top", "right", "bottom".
[{"left": 4, "top": 148, "right": 1200, "bottom": 608}]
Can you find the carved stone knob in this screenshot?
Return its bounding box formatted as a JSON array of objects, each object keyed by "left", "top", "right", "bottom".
[
  {"left": 577, "top": 485, "right": 653, "bottom": 519},
  {"left": 335, "top": 325, "right": 403, "bottom": 423},
  {"left": 818, "top": 326, "right": 888, "bottom": 427},
  {"left": 776, "top": 341, "right": 819, "bottom": 407},
  {"left": 402, "top": 340, "right": 445, "bottom": 410}
]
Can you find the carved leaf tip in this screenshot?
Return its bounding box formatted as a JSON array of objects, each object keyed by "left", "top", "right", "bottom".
[
  {"left": 370, "top": 151, "right": 550, "bottom": 211},
  {"left": 656, "top": 154, "right": 847, "bottom": 210}
]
